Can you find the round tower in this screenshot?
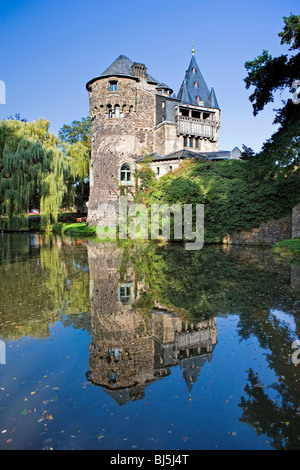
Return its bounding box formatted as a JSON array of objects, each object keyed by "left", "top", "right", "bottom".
[{"left": 86, "top": 55, "right": 158, "bottom": 226}]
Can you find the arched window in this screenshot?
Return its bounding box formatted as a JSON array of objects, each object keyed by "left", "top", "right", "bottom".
[
  {"left": 115, "top": 104, "right": 120, "bottom": 118},
  {"left": 107, "top": 104, "right": 112, "bottom": 118},
  {"left": 120, "top": 163, "right": 132, "bottom": 182},
  {"left": 192, "top": 67, "right": 196, "bottom": 73},
  {"left": 194, "top": 81, "right": 198, "bottom": 88},
  {"left": 196, "top": 96, "right": 201, "bottom": 102}
]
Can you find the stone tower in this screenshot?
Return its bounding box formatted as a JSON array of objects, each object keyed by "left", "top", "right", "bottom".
[{"left": 86, "top": 55, "right": 162, "bottom": 226}]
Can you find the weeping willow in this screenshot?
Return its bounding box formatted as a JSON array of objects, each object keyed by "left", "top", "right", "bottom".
[{"left": 0, "top": 118, "right": 73, "bottom": 230}]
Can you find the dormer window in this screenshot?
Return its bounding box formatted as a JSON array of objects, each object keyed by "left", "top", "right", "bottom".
[
  {"left": 192, "top": 67, "right": 196, "bottom": 73},
  {"left": 196, "top": 96, "right": 201, "bottom": 102},
  {"left": 194, "top": 82, "right": 198, "bottom": 88},
  {"left": 110, "top": 81, "right": 118, "bottom": 92}
]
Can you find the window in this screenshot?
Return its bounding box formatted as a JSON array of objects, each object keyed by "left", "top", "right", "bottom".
[
  {"left": 157, "top": 167, "right": 160, "bottom": 175},
  {"left": 107, "top": 104, "right": 112, "bottom": 118},
  {"left": 120, "top": 163, "right": 131, "bottom": 182},
  {"left": 181, "top": 108, "right": 189, "bottom": 117},
  {"left": 189, "top": 137, "right": 193, "bottom": 148},
  {"left": 110, "top": 81, "right": 118, "bottom": 92},
  {"left": 194, "top": 82, "right": 198, "bottom": 88},
  {"left": 169, "top": 165, "right": 172, "bottom": 171},
  {"left": 192, "top": 67, "right": 196, "bottom": 73},
  {"left": 183, "top": 136, "right": 188, "bottom": 147},
  {"left": 196, "top": 96, "right": 201, "bottom": 102},
  {"left": 195, "top": 138, "right": 199, "bottom": 148},
  {"left": 114, "top": 104, "right": 120, "bottom": 118},
  {"left": 119, "top": 284, "right": 134, "bottom": 305}
]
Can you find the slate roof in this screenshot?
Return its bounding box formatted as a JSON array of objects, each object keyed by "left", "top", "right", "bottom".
[
  {"left": 86, "top": 54, "right": 162, "bottom": 89},
  {"left": 177, "top": 54, "right": 219, "bottom": 109},
  {"left": 208, "top": 86, "right": 220, "bottom": 110}
]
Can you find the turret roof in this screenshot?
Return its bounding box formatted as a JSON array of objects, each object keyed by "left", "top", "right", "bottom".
[
  {"left": 177, "top": 53, "right": 219, "bottom": 109},
  {"left": 86, "top": 55, "right": 161, "bottom": 89}
]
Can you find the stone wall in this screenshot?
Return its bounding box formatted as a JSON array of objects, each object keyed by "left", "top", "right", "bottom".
[
  {"left": 222, "top": 214, "right": 292, "bottom": 245},
  {"left": 153, "top": 121, "right": 177, "bottom": 155},
  {"left": 292, "top": 203, "right": 300, "bottom": 238}
]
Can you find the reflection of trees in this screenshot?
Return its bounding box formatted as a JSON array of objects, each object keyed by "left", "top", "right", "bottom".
[
  {"left": 0, "top": 234, "right": 90, "bottom": 340},
  {"left": 120, "top": 241, "right": 299, "bottom": 324},
  {"left": 119, "top": 241, "right": 300, "bottom": 446},
  {"left": 231, "top": 247, "right": 300, "bottom": 449},
  {"left": 237, "top": 299, "right": 300, "bottom": 449},
  {"left": 240, "top": 368, "right": 300, "bottom": 450}
]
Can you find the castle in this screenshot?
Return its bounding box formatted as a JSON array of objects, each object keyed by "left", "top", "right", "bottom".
[{"left": 86, "top": 49, "right": 241, "bottom": 225}]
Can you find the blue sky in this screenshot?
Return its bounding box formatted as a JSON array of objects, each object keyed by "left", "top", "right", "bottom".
[{"left": 0, "top": 0, "right": 298, "bottom": 152}]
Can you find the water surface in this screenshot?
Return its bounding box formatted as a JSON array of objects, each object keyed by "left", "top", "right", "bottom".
[{"left": 0, "top": 233, "right": 299, "bottom": 450}]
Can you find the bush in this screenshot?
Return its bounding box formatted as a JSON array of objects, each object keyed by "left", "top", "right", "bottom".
[{"left": 145, "top": 159, "right": 300, "bottom": 243}]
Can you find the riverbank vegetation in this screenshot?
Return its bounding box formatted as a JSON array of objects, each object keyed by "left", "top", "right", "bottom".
[
  {"left": 0, "top": 117, "right": 90, "bottom": 231},
  {"left": 271, "top": 238, "right": 300, "bottom": 262}
]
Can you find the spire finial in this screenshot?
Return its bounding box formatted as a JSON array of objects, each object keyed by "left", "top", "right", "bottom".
[{"left": 192, "top": 43, "right": 195, "bottom": 55}]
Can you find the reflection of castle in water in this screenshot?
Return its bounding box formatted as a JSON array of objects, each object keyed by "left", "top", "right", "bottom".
[{"left": 86, "top": 243, "right": 217, "bottom": 405}]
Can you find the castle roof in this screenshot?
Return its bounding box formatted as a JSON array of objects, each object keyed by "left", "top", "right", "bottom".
[
  {"left": 86, "top": 54, "right": 161, "bottom": 89},
  {"left": 208, "top": 86, "right": 220, "bottom": 110},
  {"left": 177, "top": 53, "right": 219, "bottom": 109}
]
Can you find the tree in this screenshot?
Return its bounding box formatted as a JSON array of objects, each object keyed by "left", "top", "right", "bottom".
[
  {"left": 244, "top": 14, "right": 300, "bottom": 170},
  {"left": 58, "top": 117, "right": 91, "bottom": 211},
  {"left": 0, "top": 118, "right": 69, "bottom": 230},
  {"left": 58, "top": 117, "right": 91, "bottom": 146}
]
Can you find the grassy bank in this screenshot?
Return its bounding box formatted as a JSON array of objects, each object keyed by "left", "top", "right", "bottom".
[
  {"left": 271, "top": 238, "right": 300, "bottom": 262},
  {"left": 51, "top": 221, "right": 117, "bottom": 240},
  {"left": 52, "top": 222, "right": 96, "bottom": 237}
]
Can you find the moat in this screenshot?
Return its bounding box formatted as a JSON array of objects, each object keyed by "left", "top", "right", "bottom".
[{"left": 0, "top": 233, "right": 300, "bottom": 450}]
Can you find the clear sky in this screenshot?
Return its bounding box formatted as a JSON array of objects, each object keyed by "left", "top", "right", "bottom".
[{"left": 0, "top": 0, "right": 298, "bottom": 153}]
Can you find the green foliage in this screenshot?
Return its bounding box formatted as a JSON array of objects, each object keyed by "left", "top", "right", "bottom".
[
  {"left": 58, "top": 117, "right": 91, "bottom": 211},
  {"left": 134, "top": 152, "right": 157, "bottom": 203},
  {"left": 244, "top": 13, "right": 300, "bottom": 169},
  {"left": 58, "top": 117, "right": 91, "bottom": 146},
  {"left": 0, "top": 119, "right": 68, "bottom": 230},
  {"left": 145, "top": 159, "right": 300, "bottom": 243},
  {"left": 271, "top": 237, "right": 300, "bottom": 262}
]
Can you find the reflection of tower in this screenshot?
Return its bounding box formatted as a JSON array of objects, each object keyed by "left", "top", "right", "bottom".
[{"left": 86, "top": 243, "right": 218, "bottom": 405}]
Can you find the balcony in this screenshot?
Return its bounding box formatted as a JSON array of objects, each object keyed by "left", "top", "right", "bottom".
[{"left": 176, "top": 116, "right": 216, "bottom": 140}]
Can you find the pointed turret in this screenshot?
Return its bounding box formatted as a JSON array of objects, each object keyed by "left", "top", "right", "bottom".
[
  {"left": 177, "top": 50, "right": 211, "bottom": 107},
  {"left": 208, "top": 86, "right": 220, "bottom": 110}
]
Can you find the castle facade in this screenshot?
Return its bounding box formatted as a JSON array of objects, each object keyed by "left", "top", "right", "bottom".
[{"left": 86, "top": 50, "right": 240, "bottom": 225}]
